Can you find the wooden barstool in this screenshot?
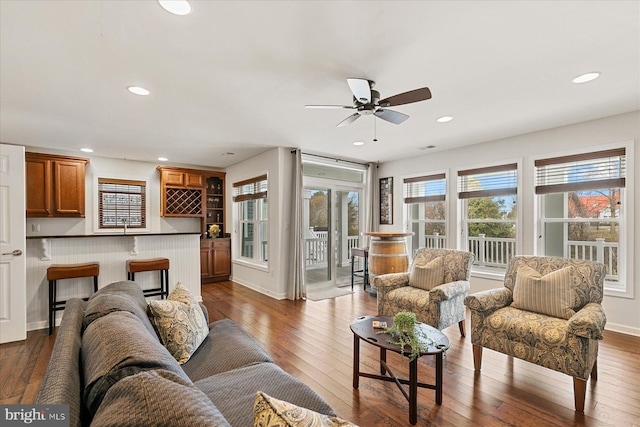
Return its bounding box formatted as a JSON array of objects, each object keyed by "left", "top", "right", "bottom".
[
  {"left": 126, "top": 258, "right": 170, "bottom": 299},
  {"left": 47, "top": 262, "right": 99, "bottom": 335}
]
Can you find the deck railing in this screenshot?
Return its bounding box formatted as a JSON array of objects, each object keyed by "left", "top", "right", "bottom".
[
  {"left": 307, "top": 232, "right": 619, "bottom": 281},
  {"left": 568, "top": 238, "right": 618, "bottom": 281},
  {"left": 468, "top": 234, "right": 517, "bottom": 268},
  {"left": 305, "top": 233, "right": 359, "bottom": 268}
]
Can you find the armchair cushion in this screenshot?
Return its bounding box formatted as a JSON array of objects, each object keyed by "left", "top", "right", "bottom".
[
  {"left": 512, "top": 265, "right": 578, "bottom": 319},
  {"left": 409, "top": 256, "right": 444, "bottom": 290}
]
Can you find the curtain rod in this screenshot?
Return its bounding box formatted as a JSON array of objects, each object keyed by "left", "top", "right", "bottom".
[{"left": 291, "top": 149, "right": 370, "bottom": 167}]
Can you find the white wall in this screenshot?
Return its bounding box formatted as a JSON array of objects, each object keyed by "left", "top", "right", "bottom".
[
  {"left": 378, "top": 111, "right": 640, "bottom": 335},
  {"left": 225, "top": 147, "right": 293, "bottom": 299}
]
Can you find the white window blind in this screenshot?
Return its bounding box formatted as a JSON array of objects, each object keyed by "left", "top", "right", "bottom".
[
  {"left": 233, "top": 174, "right": 267, "bottom": 202},
  {"left": 403, "top": 173, "right": 446, "bottom": 204},
  {"left": 535, "top": 148, "right": 626, "bottom": 194},
  {"left": 457, "top": 163, "right": 517, "bottom": 199}
]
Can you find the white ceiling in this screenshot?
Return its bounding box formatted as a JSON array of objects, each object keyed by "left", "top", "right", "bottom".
[{"left": 1, "top": 1, "right": 638, "bottom": 169}]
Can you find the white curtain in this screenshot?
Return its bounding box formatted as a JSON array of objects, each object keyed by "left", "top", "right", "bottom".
[
  {"left": 288, "top": 149, "right": 306, "bottom": 300},
  {"left": 364, "top": 162, "right": 379, "bottom": 248}
]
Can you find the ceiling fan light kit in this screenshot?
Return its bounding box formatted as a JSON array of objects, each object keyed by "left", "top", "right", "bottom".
[{"left": 306, "top": 78, "right": 432, "bottom": 127}]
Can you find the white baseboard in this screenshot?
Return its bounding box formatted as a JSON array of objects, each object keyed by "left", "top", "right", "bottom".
[
  {"left": 229, "top": 275, "right": 287, "bottom": 300},
  {"left": 605, "top": 322, "right": 640, "bottom": 337}
]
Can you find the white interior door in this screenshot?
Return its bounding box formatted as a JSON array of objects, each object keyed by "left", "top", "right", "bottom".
[{"left": 0, "top": 144, "right": 27, "bottom": 343}]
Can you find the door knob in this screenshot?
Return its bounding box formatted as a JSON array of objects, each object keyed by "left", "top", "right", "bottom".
[{"left": 2, "top": 249, "right": 22, "bottom": 256}]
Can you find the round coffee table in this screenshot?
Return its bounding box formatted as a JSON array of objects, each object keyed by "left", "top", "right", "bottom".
[{"left": 350, "top": 315, "right": 450, "bottom": 425}]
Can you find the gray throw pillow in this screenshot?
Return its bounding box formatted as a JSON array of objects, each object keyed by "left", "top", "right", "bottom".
[
  {"left": 81, "top": 311, "right": 188, "bottom": 415},
  {"left": 91, "top": 369, "right": 230, "bottom": 427}
]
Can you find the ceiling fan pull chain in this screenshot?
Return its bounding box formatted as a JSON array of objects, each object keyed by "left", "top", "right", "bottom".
[{"left": 373, "top": 117, "right": 378, "bottom": 142}]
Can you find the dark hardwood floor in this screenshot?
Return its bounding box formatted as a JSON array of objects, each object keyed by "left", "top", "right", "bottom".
[{"left": 1, "top": 280, "right": 639, "bottom": 426}]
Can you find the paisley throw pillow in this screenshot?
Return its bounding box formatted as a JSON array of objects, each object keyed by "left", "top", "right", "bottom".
[
  {"left": 148, "top": 283, "right": 209, "bottom": 364},
  {"left": 253, "top": 391, "right": 357, "bottom": 427}
]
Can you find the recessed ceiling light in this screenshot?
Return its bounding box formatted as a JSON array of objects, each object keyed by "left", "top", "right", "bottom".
[
  {"left": 158, "top": 0, "right": 191, "bottom": 15},
  {"left": 572, "top": 72, "right": 600, "bottom": 84},
  {"left": 418, "top": 145, "right": 436, "bottom": 150},
  {"left": 80, "top": 148, "right": 94, "bottom": 153},
  {"left": 436, "top": 116, "right": 453, "bottom": 123},
  {"left": 127, "top": 86, "right": 150, "bottom": 96},
  {"left": 353, "top": 141, "right": 365, "bottom": 146},
  {"left": 158, "top": 157, "right": 168, "bottom": 162}
]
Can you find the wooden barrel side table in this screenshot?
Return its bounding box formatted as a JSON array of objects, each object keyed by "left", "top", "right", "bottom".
[{"left": 366, "top": 232, "right": 413, "bottom": 276}]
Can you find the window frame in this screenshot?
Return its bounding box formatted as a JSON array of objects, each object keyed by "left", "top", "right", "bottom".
[
  {"left": 93, "top": 176, "right": 150, "bottom": 233},
  {"left": 403, "top": 171, "right": 448, "bottom": 252},
  {"left": 534, "top": 142, "right": 633, "bottom": 298},
  {"left": 233, "top": 174, "right": 269, "bottom": 269},
  {"left": 457, "top": 161, "right": 521, "bottom": 273}
]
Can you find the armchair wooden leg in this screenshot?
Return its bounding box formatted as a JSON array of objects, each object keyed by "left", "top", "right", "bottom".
[
  {"left": 590, "top": 360, "right": 598, "bottom": 380},
  {"left": 472, "top": 344, "right": 482, "bottom": 371},
  {"left": 458, "top": 320, "right": 465, "bottom": 337},
  {"left": 573, "top": 377, "right": 586, "bottom": 412}
]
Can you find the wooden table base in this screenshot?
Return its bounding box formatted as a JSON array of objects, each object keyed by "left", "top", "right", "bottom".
[{"left": 352, "top": 334, "right": 444, "bottom": 425}]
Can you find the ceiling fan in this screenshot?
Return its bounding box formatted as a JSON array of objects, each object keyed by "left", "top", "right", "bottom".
[{"left": 305, "top": 78, "right": 432, "bottom": 127}]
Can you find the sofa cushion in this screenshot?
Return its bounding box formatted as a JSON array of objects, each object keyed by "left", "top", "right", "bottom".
[
  {"left": 409, "top": 256, "right": 444, "bottom": 290},
  {"left": 253, "top": 391, "right": 357, "bottom": 427},
  {"left": 148, "top": 283, "right": 209, "bottom": 364},
  {"left": 512, "top": 265, "right": 577, "bottom": 319},
  {"left": 83, "top": 280, "right": 157, "bottom": 337},
  {"left": 195, "top": 363, "right": 335, "bottom": 427},
  {"left": 81, "top": 310, "right": 189, "bottom": 415},
  {"left": 182, "top": 318, "right": 273, "bottom": 381},
  {"left": 91, "top": 369, "right": 230, "bottom": 427}
]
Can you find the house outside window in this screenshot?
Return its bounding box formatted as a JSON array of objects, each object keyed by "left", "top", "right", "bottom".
[
  {"left": 458, "top": 163, "right": 518, "bottom": 270},
  {"left": 536, "top": 147, "right": 628, "bottom": 293},
  {"left": 233, "top": 175, "right": 268, "bottom": 263},
  {"left": 98, "top": 178, "right": 146, "bottom": 229},
  {"left": 404, "top": 173, "right": 447, "bottom": 254}
]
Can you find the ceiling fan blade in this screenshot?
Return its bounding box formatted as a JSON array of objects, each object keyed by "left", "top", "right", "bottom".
[
  {"left": 347, "top": 78, "right": 371, "bottom": 103},
  {"left": 379, "top": 87, "right": 432, "bottom": 107},
  {"left": 336, "top": 113, "right": 361, "bottom": 127},
  {"left": 374, "top": 109, "right": 409, "bottom": 125},
  {"left": 305, "top": 105, "right": 355, "bottom": 109}
]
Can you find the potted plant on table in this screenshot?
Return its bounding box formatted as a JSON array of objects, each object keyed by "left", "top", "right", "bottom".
[{"left": 379, "top": 312, "right": 442, "bottom": 362}]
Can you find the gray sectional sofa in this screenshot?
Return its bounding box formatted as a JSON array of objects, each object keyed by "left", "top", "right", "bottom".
[{"left": 36, "top": 281, "right": 335, "bottom": 426}]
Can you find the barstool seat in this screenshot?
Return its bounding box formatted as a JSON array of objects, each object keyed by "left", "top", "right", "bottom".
[
  {"left": 126, "top": 257, "right": 170, "bottom": 299},
  {"left": 47, "top": 262, "right": 99, "bottom": 335}
]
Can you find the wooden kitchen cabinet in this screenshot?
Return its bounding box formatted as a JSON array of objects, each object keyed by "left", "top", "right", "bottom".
[
  {"left": 200, "top": 238, "right": 231, "bottom": 283},
  {"left": 25, "top": 152, "right": 89, "bottom": 218},
  {"left": 157, "top": 166, "right": 205, "bottom": 217}
]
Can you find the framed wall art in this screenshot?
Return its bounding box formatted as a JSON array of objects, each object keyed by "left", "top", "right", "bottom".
[{"left": 379, "top": 177, "right": 393, "bottom": 225}]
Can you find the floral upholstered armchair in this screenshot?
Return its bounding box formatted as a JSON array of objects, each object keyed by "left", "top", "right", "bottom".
[
  {"left": 464, "top": 255, "right": 607, "bottom": 412},
  {"left": 375, "top": 248, "right": 474, "bottom": 336}
]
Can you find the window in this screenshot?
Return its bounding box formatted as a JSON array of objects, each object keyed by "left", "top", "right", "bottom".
[
  {"left": 234, "top": 175, "right": 268, "bottom": 263},
  {"left": 458, "top": 163, "right": 518, "bottom": 270},
  {"left": 536, "top": 148, "right": 627, "bottom": 292},
  {"left": 404, "top": 173, "right": 447, "bottom": 253},
  {"left": 98, "top": 178, "right": 146, "bottom": 229}
]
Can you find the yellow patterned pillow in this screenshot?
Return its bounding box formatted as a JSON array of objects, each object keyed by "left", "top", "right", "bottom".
[
  {"left": 148, "top": 283, "right": 209, "bottom": 364},
  {"left": 409, "top": 256, "right": 445, "bottom": 290},
  {"left": 512, "top": 265, "right": 577, "bottom": 319},
  {"left": 253, "top": 391, "right": 358, "bottom": 427}
]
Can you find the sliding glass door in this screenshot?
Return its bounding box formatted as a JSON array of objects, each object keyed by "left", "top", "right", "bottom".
[{"left": 303, "top": 185, "right": 362, "bottom": 288}]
